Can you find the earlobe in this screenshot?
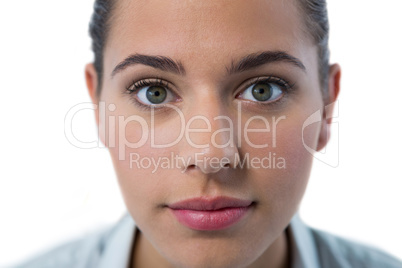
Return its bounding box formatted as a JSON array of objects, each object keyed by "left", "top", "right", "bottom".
[{"left": 316, "top": 63, "right": 341, "bottom": 151}]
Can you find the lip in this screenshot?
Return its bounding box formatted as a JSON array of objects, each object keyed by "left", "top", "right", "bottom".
[{"left": 168, "top": 196, "right": 254, "bottom": 231}]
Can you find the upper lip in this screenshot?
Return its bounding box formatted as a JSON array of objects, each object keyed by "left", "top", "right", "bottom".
[{"left": 168, "top": 196, "right": 253, "bottom": 211}]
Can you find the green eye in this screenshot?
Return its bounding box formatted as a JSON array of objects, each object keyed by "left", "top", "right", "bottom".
[
  {"left": 251, "top": 83, "right": 273, "bottom": 101},
  {"left": 129, "top": 79, "right": 175, "bottom": 107},
  {"left": 239, "top": 79, "right": 285, "bottom": 103},
  {"left": 145, "top": 86, "right": 167, "bottom": 104}
]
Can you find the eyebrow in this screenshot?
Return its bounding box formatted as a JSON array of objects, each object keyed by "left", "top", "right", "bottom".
[
  {"left": 111, "top": 50, "right": 305, "bottom": 77},
  {"left": 227, "top": 51, "right": 306, "bottom": 74},
  {"left": 111, "top": 54, "right": 186, "bottom": 77}
]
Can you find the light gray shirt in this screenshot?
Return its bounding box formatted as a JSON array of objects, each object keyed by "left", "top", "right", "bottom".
[{"left": 16, "top": 213, "right": 402, "bottom": 268}]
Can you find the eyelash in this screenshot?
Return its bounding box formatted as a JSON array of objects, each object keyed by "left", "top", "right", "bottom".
[
  {"left": 125, "top": 76, "right": 295, "bottom": 111},
  {"left": 241, "top": 76, "right": 295, "bottom": 95},
  {"left": 127, "top": 78, "right": 171, "bottom": 91}
]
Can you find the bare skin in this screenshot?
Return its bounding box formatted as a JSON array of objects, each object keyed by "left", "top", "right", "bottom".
[{"left": 85, "top": 0, "right": 341, "bottom": 267}]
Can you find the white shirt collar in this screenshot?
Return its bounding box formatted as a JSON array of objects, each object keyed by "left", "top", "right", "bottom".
[
  {"left": 287, "top": 213, "right": 321, "bottom": 268},
  {"left": 98, "top": 215, "right": 136, "bottom": 268}
]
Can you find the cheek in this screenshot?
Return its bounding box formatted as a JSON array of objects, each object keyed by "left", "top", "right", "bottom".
[
  {"left": 108, "top": 141, "right": 175, "bottom": 238},
  {"left": 241, "top": 111, "right": 320, "bottom": 213},
  {"left": 104, "top": 110, "right": 188, "bottom": 229},
  {"left": 98, "top": 103, "right": 163, "bottom": 223}
]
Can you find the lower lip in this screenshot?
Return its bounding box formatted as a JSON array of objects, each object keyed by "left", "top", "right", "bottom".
[{"left": 170, "top": 206, "right": 251, "bottom": 231}]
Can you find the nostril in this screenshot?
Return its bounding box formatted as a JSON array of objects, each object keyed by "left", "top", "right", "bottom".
[
  {"left": 187, "top": 164, "right": 197, "bottom": 169},
  {"left": 183, "top": 164, "right": 198, "bottom": 173}
]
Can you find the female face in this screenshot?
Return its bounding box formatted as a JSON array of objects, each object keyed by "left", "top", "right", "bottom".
[{"left": 86, "top": 0, "right": 339, "bottom": 267}]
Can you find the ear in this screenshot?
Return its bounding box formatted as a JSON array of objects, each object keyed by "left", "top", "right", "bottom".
[
  {"left": 85, "top": 63, "right": 107, "bottom": 146},
  {"left": 316, "top": 63, "right": 341, "bottom": 151},
  {"left": 85, "top": 63, "right": 100, "bottom": 126}
]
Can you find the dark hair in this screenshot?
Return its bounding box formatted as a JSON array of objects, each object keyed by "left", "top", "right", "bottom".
[
  {"left": 296, "top": 0, "right": 330, "bottom": 100},
  {"left": 89, "top": 0, "right": 330, "bottom": 98},
  {"left": 89, "top": 0, "right": 114, "bottom": 96}
]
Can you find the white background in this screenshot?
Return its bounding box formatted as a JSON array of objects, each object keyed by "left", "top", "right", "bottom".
[{"left": 0, "top": 0, "right": 401, "bottom": 266}]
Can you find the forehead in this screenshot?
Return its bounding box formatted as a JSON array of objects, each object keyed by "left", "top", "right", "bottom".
[{"left": 105, "top": 0, "right": 313, "bottom": 74}]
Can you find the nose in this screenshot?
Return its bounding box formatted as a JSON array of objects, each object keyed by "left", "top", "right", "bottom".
[{"left": 178, "top": 97, "right": 240, "bottom": 174}]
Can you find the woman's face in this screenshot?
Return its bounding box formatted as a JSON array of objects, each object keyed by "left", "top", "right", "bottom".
[{"left": 87, "top": 0, "right": 334, "bottom": 267}]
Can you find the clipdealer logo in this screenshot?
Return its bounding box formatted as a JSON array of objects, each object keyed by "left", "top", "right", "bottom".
[{"left": 64, "top": 100, "right": 339, "bottom": 168}]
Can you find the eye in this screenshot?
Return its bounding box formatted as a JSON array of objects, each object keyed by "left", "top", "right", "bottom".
[
  {"left": 138, "top": 85, "right": 169, "bottom": 105},
  {"left": 238, "top": 77, "right": 290, "bottom": 103},
  {"left": 127, "top": 79, "right": 176, "bottom": 106}
]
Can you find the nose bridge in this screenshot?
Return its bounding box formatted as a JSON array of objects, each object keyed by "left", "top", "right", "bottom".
[
  {"left": 189, "top": 92, "right": 231, "bottom": 148},
  {"left": 179, "top": 91, "right": 239, "bottom": 173}
]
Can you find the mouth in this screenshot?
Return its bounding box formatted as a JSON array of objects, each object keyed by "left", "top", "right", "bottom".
[{"left": 167, "top": 196, "right": 255, "bottom": 231}]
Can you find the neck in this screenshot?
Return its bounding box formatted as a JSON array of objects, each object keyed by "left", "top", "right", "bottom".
[
  {"left": 131, "top": 229, "right": 173, "bottom": 268},
  {"left": 246, "top": 228, "right": 290, "bottom": 268}
]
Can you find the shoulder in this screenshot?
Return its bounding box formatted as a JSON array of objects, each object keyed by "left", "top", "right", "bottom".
[
  {"left": 14, "top": 215, "right": 133, "bottom": 268},
  {"left": 310, "top": 227, "right": 402, "bottom": 268},
  {"left": 288, "top": 214, "right": 402, "bottom": 268},
  {"left": 15, "top": 214, "right": 135, "bottom": 268},
  {"left": 15, "top": 230, "right": 106, "bottom": 268}
]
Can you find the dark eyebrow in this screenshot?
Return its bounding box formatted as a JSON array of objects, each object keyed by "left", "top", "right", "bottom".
[
  {"left": 111, "top": 54, "right": 186, "bottom": 77},
  {"left": 227, "top": 51, "right": 306, "bottom": 74}
]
